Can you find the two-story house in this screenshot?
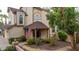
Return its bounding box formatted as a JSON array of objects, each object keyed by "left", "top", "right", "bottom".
[{"left": 3, "top": 7, "right": 53, "bottom": 39}]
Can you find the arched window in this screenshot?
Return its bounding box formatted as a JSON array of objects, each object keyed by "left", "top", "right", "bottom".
[{"left": 19, "top": 15, "right": 23, "bottom": 24}]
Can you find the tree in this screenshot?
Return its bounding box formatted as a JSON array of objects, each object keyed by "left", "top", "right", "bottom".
[
  {"left": 47, "top": 8, "right": 61, "bottom": 28},
  {"left": 0, "top": 10, "right": 8, "bottom": 28},
  {"left": 3, "top": 14, "right": 8, "bottom": 24},
  {"left": 0, "top": 10, "right": 4, "bottom": 28},
  {"left": 47, "top": 7, "right": 79, "bottom": 50},
  {"left": 47, "top": 7, "right": 79, "bottom": 33}
]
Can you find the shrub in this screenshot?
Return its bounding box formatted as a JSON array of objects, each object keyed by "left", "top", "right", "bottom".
[
  {"left": 43, "top": 38, "right": 51, "bottom": 43},
  {"left": 58, "top": 30, "right": 67, "bottom": 41},
  {"left": 35, "top": 38, "right": 42, "bottom": 45},
  {"left": 27, "top": 37, "right": 34, "bottom": 45},
  {"left": 9, "top": 38, "right": 15, "bottom": 44},
  {"left": 3, "top": 45, "right": 16, "bottom": 51},
  {"left": 18, "top": 36, "right": 26, "bottom": 42},
  {"left": 49, "top": 36, "right": 57, "bottom": 46}
]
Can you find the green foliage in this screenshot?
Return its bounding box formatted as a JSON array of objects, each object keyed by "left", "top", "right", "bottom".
[
  {"left": 0, "top": 10, "right": 8, "bottom": 29},
  {"left": 27, "top": 38, "right": 35, "bottom": 45},
  {"left": 3, "top": 45, "right": 16, "bottom": 51},
  {"left": 49, "top": 35, "right": 58, "bottom": 46},
  {"left": 47, "top": 8, "right": 62, "bottom": 27},
  {"left": 58, "top": 30, "right": 67, "bottom": 41},
  {"left": 41, "top": 35, "right": 57, "bottom": 46},
  {"left": 9, "top": 36, "right": 26, "bottom": 44},
  {"left": 9, "top": 38, "right": 15, "bottom": 44},
  {"left": 0, "top": 22, "right": 3, "bottom": 29},
  {"left": 43, "top": 38, "right": 51, "bottom": 43},
  {"left": 18, "top": 36, "right": 26, "bottom": 42},
  {"left": 35, "top": 38, "right": 43, "bottom": 45},
  {"left": 47, "top": 7, "right": 79, "bottom": 35}
]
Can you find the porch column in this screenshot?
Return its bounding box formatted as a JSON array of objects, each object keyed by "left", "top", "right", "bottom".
[
  {"left": 47, "top": 29, "right": 49, "bottom": 38},
  {"left": 48, "top": 29, "right": 50, "bottom": 38},
  {"left": 35, "top": 29, "right": 37, "bottom": 40}
]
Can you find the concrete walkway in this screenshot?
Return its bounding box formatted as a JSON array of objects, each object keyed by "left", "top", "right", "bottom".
[{"left": 0, "top": 35, "right": 9, "bottom": 50}]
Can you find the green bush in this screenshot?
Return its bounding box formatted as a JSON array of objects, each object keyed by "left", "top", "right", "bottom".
[
  {"left": 27, "top": 38, "right": 34, "bottom": 45},
  {"left": 43, "top": 38, "right": 51, "bottom": 43},
  {"left": 9, "top": 38, "right": 15, "bottom": 44},
  {"left": 18, "top": 36, "right": 26, "bottom": 42},
  {"left": 35, "top": 38, "right": 42, "bottom": 45},
  {"left": 58, "top": 30, "right": 67, "bottom": 41},
  {"left": 9, "top": 36, "right": 26, "bottom": 44},
  {"left": 49, "top": 36, "right": 57, "bottom": 46},
  {"left": 3, "top": 45, "right": 16, "bottom": 51}
]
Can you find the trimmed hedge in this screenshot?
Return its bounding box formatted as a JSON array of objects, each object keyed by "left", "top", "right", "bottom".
[
  {"left": 8, "top": 36, "right": 26, "bottom": 44},
  {"left": 18, "top": 36, "right": 26, "bottom": 42},
  {"left": 9, "top": 38, "right": 15, "bottom": 44}
]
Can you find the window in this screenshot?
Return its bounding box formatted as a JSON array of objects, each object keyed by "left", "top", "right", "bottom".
[
  {"left": 19, "top": 15, "right": 23, "bottom": 24},
  {"left": 34, "top": 13, "right": 41, "bottom": 20}
]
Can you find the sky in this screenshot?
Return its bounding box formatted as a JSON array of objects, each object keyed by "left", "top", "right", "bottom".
[
  {"left": 0, "top": 0, "right": 53, "bottom": 15},
  {"left": 0, "top": 0, "right": 79, "bottom": 15},
  {"left": 0, "top": 0, "right": 79, "bottom": 14}
]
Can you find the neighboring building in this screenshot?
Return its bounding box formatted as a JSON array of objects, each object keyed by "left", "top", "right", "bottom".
[{"left": 3, "top": 7, "right": 53, "bottom": 39}]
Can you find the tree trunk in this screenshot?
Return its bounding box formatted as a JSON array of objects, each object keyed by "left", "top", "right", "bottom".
[{"left": 71, "top": 34, "right": 77, "bottom": 50}]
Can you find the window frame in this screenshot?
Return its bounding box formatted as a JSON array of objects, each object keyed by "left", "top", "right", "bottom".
[{"left": 19, "top": 15, "right": 24, "bottom": 25}]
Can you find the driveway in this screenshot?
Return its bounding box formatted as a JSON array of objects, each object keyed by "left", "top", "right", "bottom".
[{"left": 0, "top": 35, "right": 9, "bottom": 50}]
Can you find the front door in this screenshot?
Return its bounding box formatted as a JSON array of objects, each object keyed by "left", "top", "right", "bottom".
[{"left": 33, "top": 29, "right": 41, "bottom": 38}]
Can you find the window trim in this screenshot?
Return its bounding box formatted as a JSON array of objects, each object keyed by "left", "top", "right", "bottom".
[{"left": 19, "top": 15, "right": 24, "bottom": 25}]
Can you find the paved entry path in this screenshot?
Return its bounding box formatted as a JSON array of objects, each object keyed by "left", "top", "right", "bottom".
[{"left": 0, "top": 35, "right": 9, "bottom": 50}]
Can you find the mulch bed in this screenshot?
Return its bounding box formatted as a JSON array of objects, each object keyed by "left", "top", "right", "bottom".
[{"left": 25, "top": 41, "right": 71, "bottom": 50}]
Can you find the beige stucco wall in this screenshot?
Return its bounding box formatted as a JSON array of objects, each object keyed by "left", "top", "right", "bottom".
[
  {"left": 33, "top": 8, "right": 42, "bottom": 22},
  {"left": 41, "top": 11, "right": 49, "bottom": 27},
  {"left": 22, "top": 7, "right": 49, "bottom": 27},
  {"left": 33, "top": 8, "right": 49, "bottom": 27},
  {"left": 41, "top": 30, "right": 48, "bottom": 39},
  {"left": 24, "top": 7, "right": 33, "bottom": 26},
  {"left": 8, "top": 27, "right": 24, "bottom": 38}
]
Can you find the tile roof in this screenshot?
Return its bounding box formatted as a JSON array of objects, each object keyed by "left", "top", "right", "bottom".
[
  {"left": 3, "top": 24, "right": 24, "bottom": 29},
  {"left": 24, "top": 21, "right": 49, "bottom": 30},
  {"left": 8, "top": 7, "right": 27, "bottom": 16}
]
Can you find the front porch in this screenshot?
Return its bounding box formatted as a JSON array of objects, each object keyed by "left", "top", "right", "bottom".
[{"left": 24, "top": 21, "right": 49, "bottom": 39}]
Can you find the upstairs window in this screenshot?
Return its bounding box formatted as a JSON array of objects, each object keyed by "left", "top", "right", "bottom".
[
  {"left": 19, "top": 15, "right": 23, "bottom": 24},
  {"left": 34, "top": 13, "right": 41, "bottom": 20}
]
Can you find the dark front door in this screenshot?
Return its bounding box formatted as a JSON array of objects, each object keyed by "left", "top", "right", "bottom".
[{"left": 33, "top": 29, "right": 41, "bottom": 38}]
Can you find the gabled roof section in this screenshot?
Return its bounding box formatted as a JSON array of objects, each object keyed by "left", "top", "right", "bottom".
[
  {"left": 20, "top": 7, "right": 48, "bottom": 12},
  {"left": 3, "top": 24, "right": 24, "bottom": 29},
  {"left": 24, "top": 21, "right": 49, "bottom": 30},
  {"left": 7, "top": 7, "right": 27, "bottom": 16}
]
